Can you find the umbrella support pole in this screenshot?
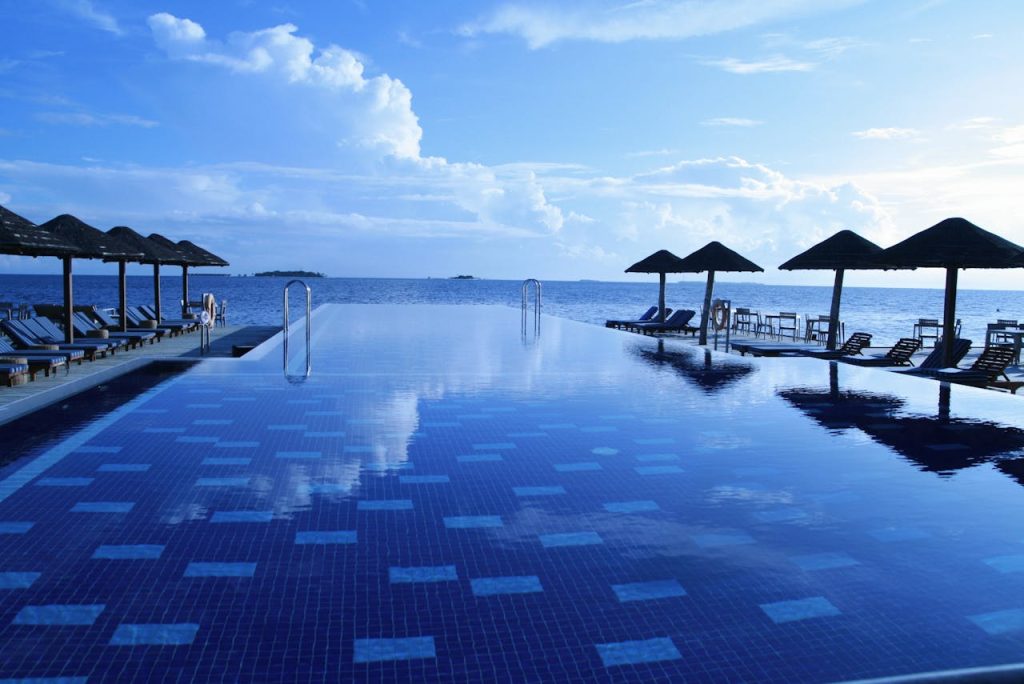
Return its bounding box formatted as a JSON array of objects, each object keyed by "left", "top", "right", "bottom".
[
  {"left": 62, "top": 256, "right": 73, "bottom": 343},
  {"left": 698, "top": 271, "right": 715, "bottom": 346},
  {"left": 943, "top": 267, "right": 958, "bottom": 367},
  {"left": 827, "top": 269, "right": 844, "bottom": 350}
]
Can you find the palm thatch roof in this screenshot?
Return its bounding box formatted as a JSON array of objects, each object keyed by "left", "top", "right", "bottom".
[
  {"left": 676, "top": 241, "right": 763, "bottom": 273},
  {"left": 36, "top": 214, "right": 142, "bottom": 260},
  {"left": 879, "top": 217, "right": 1024, "bottom": 269},
  {"left": 0, "top": 205, "right": 80, "bottom": 257},
  {"left": 106, "top": 226, "right": 187, "bottom": 264},
  {"left": 779, "top": 230, "right": 885, "bottom": 270}
]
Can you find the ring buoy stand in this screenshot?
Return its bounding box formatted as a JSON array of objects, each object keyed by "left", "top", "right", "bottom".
[{"left": 711, "top": 301, "right": 729, "bottom": 331}]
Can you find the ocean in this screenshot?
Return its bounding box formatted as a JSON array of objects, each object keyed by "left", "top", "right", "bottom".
[{"left": 0, "top": 273, "right": 1017, "bottom": 347}]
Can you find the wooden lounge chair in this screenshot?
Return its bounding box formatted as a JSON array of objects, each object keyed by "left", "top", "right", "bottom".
[
  {"left": 0, "top": 338, "right": 68, "bottom": 377},
  {"left": 1, "top": 319, "right": 112, "bottom": 360},
  {"left": 898, "top": 338, "right": 973, "bottom": 375},
  {"left": 730, "top": 341, "right": 819, "bottom": 357},
  {"left": 798, "top": 332, "right": 874, "bottom": 360},
  {"left": 606, "top": 306, "right": 665, "bottom": 329},
  {"left": 633, "top": 309, "right": 697, "bottom": 336},
  {"left": 123, "top": 307, "right": 187, "bottom": 336},
  {"left": 921, "top": 346, "right": 1015, "bottom": 387},
  {"left": 0, "top": 333, "right": 84, "bottom": 367},
  {"left": 28, "top": 317, "right": 129, "bottom": 354},
  {"left": 86, "top": 307, "right": 166, "bottom": 341},
  {"left": 839, "top": 338, "right": 922, "bottom": 367},
  {"left": 137, "top": 305, "right": 200, "bottom": 331},
  {"left": 71, "top": 312, "right": 156, "bottom": 348},
  {"left": 0, "top": 359, "right": 30, "bottom": 386}
]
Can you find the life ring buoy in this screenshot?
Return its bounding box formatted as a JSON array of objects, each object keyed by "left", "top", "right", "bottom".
[{"left": 711, "top": 301, "right": 729, "bottom": 331}]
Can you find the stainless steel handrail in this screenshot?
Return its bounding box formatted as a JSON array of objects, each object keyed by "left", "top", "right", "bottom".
[
  {"left": 521, "top": 278, "right": 541, "bottom": 340},
  {"left": 283, "top": 279, "right": 311, "bottom": 381}
]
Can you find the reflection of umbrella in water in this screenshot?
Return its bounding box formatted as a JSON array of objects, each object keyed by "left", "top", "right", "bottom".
[
  {"left": 36, "top": 214, "right": 142, "bottom": 342},
  {"left": 779, "top": 230, "right": 886, "bottom": 351},
  {"left": 879, "top": 217, "right": 1024, "bottom": 367},
  {"left": 676, "top": 242, "right": 763, "bottom": 345},
  {"left": 625, "top": 250, "right": 685, "bottom": 323},
  {"left": 778, "top": 365, "right": 1024, "bottom": 477},
  {"left": 634, "top": 339, "right": 756, "bottom": 393}
]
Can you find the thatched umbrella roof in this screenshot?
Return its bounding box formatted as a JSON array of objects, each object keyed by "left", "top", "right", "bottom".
[
  {"left": 625, "top": 249, "right": 685, "bottom": 323},
  {"left": 0, "top": 205, "right": 80, "bottom": 257},
  {"left": 879, "top": 217, "right": 1024, "bottom": 365},
  {"left": 779, "top": 230, "right": 886, "bottom": 350},
  {"left": 177, "top": 239, "right": 229, "bottom": 267},
  {"left": 103, "top": 227, "right": 188, "bottom": 331},
  {"left": 676, "top": 241, "right": 763, "bottom": 345},
  {"left": 147, "top": 233, "right": 229, "bottom": 321}
]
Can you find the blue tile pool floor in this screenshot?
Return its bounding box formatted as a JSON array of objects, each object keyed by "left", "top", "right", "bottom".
[{"left": 2, "top": 304, "right": 1024, "bottom": 681}]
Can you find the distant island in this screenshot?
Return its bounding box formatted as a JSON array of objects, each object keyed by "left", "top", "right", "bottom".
[
  {"left": 254, "top": 270, "right": 326, "bottom": 278},
  {"left": 450, "top": 275, "right": 476, "bottom": 280}
]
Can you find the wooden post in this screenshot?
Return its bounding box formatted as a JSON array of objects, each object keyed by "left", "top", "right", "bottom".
[
  {"left": 181, "top": 264, "right": 189, "bottom": 317},
  {"left": 153, "top": 262, "right": 162, "bottom": 324},
  {"left": 658, "top": 272, "right": 666, "bottom": 323},
  {"left": 118, "top": 260, "right": 127, "bottom": 332},
  {"left": 826, "top": 269, "right": 844, "bottom": 350},
  {"left": 62, "top": 256, "right": 74, "bottom": 343},
  {"left": 698, "top": 270, "right": 715, "bottom": 346},
  {"left": 942, "top": 267, "right": 958, "bottom": 367}
]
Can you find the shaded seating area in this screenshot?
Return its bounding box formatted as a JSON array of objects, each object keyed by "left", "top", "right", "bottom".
[
  {"left": 2, "top": 318, "right": 116, "bottom": 361},
  {"left": 71, "top": 312, "right": 157, "bottom": 348},
  {"left": 798, "top": 332, "right": 873, "bottom": 359},
  {"left": 908, "top": 345, "right": 1017, "bottom": 390},
  {"left": 605, "top": 306, "right": 666, "bottom": 329},
  {"left": 839, "top": 338, "right": 922, "bottom": 367},
  {"left": 632, "top": 309, "right": 697, "bottom": 336}
]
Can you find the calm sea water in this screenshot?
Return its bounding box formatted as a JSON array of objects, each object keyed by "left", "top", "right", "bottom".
[{"left": 0, "top": 273, "right": 1017, "bottom": 346}]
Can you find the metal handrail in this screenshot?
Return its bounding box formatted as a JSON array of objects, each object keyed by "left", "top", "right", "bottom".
[
  {"left": 521, "top": 278, "right": 541, "bottom": 339},
  {"left": 283, "top": 279, "right": 311, "bottom": 381}
]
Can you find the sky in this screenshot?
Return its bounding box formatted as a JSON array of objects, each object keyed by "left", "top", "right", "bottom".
[{"left": 1, "top": 0, "right": 1023, "bottom": 288}]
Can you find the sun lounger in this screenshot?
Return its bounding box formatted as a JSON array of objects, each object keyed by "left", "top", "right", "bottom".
[
  {"left": 633, "top": 309, "right": 697, "bottom": 336},
  {"left": 29, "top": 317, "right": 129, "bottom": 354},
  {"left": 137, "top": 305, "right": 200, "bottom": 331},
  {"left": 0, "top": 332, "right": 84, "bottom": 366},
  {"left": 86, "top": 307, "right": 166, "bottom": 341},
  {"left": 798, "top": 332, "right": 873, "bottom": 359},
  {"left": 908, "top": 345, "right": 1014, "bottom": 387},
  {"left": 71, "top": 312, "right": 156, "bottom": 348},
  {"left": 897, "top": 339, "right": 973, "bottom": 375},
  {"left": 730, "top": 342, "right": 820, "bottom": 357},
  {"left": 2, "top": 319, "right": 115, "bottom": 360},
  {"left": 0, "top": 359, "right": 30, "bottom": 386},
  {"left": 839, "top": 338, "right": 922, "bottom": 367},
  {"left": 125, "top": 307, "right": 194, "bottom": 335},
  {"left": 0, "top": 338, "right": 68, "bottom": 377},
  {"left": 606, "top": 306, "right": 667, "bottom": 329}
]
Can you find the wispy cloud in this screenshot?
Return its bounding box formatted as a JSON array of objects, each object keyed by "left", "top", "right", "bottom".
[
  {"left": 702, "top": 56, "right": 814, "bottom": 74},
  {"left": 36, "top": 112, "right": 159, "bottom": 128},
  {"left": 701, "top": 117, "right": 763, "bottom": 127},
  {"left": 59, "top": 0, "right": 122, "bottom": 36},
  {"left": 971, "top": 33, "right": 994, "bottom": 39},
  {"left": 625, "top": 148, "right": 679, "bottom": 158},
  {"left": 948, "top": 116, "right": 997, "bottom": 130},
  {"left": 460, "top": 0, "right": 865, "bottom": 49},
  {"left": 851, "top": 127, "right": 921, "bottom": 140}
]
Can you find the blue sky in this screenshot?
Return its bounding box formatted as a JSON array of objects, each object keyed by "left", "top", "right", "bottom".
[{"left": 1, "top": 1, "right": 1022, "bottom": 288}]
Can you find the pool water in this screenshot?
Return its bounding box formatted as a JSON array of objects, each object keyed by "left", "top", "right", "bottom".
[{"left": 1, "top": 304, "right": 1024, "bottom": 682}]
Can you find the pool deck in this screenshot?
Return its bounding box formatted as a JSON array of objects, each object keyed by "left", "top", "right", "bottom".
[{"left": 0, "top": 324, "right": 280, "bottom": 425}]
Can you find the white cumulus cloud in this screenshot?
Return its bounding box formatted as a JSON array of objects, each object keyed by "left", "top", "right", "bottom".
[
  {"left": 851, "top": 127, "right": 921, "bottom": 140},
  {"left": 701, "top": 56, "right": 815, "bottom": 74}
]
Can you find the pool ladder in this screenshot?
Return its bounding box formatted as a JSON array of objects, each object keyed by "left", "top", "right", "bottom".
[
  {"left": 283, "top": 280, "right": 312, "bottom": 382},
  {"left": 521, "top": 278, "right": 541, "bottom": 342}
]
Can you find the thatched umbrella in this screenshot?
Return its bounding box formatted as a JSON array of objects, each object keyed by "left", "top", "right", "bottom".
[
  {"left": 105, "top": 227, "right": 186, "bottom": 330},
  {"left": 36, "top": 214, "right": 142, "bottom": 342},
  {"left": 779, "top": 230, "right": 885, "bottom": 350},
  {"left": 147, "top": 234, "right": 229, "bottom": 318},
  {"left": 879, "top": 217, "right": 1024, "bottom": 366},
  {"left": 634, "top": 340, "right": 756, "bottom": 393},
  {"left": 625, "top": 250, "right": 685, "bottom": 323},
  {"left": 0, "top": 205, "right": 81, "bottom": 257},
  {"left": 676, "top": 241, "right": 763, "bottom": 345}
]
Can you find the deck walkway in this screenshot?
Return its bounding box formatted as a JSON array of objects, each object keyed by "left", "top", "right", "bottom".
[{"left": 0, "top": 325, "right": 280, "bottom": 425}]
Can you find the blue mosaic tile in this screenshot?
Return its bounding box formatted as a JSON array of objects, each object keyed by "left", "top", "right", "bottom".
[
  {"left": 554, "top": 462, "right": 602, "bottom": 472},
  {"left": 591, "top": 447, "right": 619, "bottom": 456},
  {"left": 193, "top": 419, "right": 233, "bottom": 426},
  {"left": 603, "top": 500, "right": 660, "bottom": 513},
  {"left": 75, "top": 445, "right": 122, "bottom": 454},
  {"left": 71, "top": 502, "right": 134, "bottom": 514},
  {"left": 109, "top": 623, "right": 199, "bottom": 646},
  {"left": 635, "top": 453, "right": 680, "bottom": 462},
  {"left": 97, "top": 463, "right": 150, "bottom": 472},
  {"left": 185, "top": 404, "right": 222, "bottom": 410},
  {"left": 343, "top": 446, "right": 375, "bottom": 453},
  {"left": 635, "top": 465, "right": 684, "bottom": 475},
  {"left": 869, "top": 527, "right": 931, "bottom": 542},
  {"left": 457, "top": 453, "right": 502, "bottom": 463},
  {"left": 634, "top": 438, "right": 675, "bottom": 445},
  {"left": 0, "top": 677, "right": 88, "bottom": 683},
  {"left": 473, "top": 442, "right": 516, "bottom": 450},
  {"left": 539, "top": 532, "right": 603, "bottom": 548},
  {"left": 305, "top": 410, "right": 343, "bottom": 417},
  {"left": 275, "top": 451, "right": 321, "bottom": 460},
  {"left": 471, "top": 576, "right": 543, "bottom": 596},
  {"left": 295, "top": 531, "right": 357, "bottom": 545},
  {"left": 984, "top": 554, "right": 1024, "bottom": 573},
  {"left": 358, "top": 500, "right": 413, "bottom": 511},
  {"left": 92, "top": 545, "right": 165, "bottom": 560},
  {"left": 195, "top": 477, "right": 250, "bottom": 487},
  {"left": 210, "top": 511, "right": 273, "bottom": 523},
  {"left": 507, "top": 432, "right": 547, "bottom": 438},
  {"left": 201, "top": 457, "right": 251, "bottom": 466},
  {"left": 612, "top": 579, "right": 687, "bottom": 602},
  {"left": 307, "top": 483, "right": 352, "bottom": 495},
  {"left": 175, "top": 436, "right": 219, "bottom": 444},
  {"left": 482, "top": 407, "right": 515, "bottom": 413},
  {"left": 0, "top": 572, "right": 41, "bottom": 589},
  {"left": 423, "top": 421, "right": 460, "bottom": 428},
  {"left": 143, "top": 427, "right": 185, "bottom": 434},
  {"left": 513, "top": 486, "right": 566, "bottom": 497},
  {"left": 596, "top": 637, "right": 681, "bottom": 667},
  {"left": 693, "top": 532, "right": 755, "bottom": 548},
  {"left": 761, "top": 596, "right": 841, "bottom": 624},
  {"left": 389, "top": 565, "right": 458, "bottom": 583},
  {"left": 581, "top": 426, "right": 616, "bottom": 433},
  {"left": 353, "top": 636, "right": 436, "bottom": 663},
  {"left": 214, "top": 441, "right": 260, "bottom": 449},
  {"left": 443, "top": 516, "right": 503, "bottom": 529},
  {"left": 0, "top": 522, "right": 33, "bottom": 534},
  {"left": 35, "top": 478, "right": 94, "bottom": 487},
  {"left": 305, "top": 431, "right": 346, "bottom": 438},
  {"left": 399, "top": 475, "right": 449, "bottom": 484},
  {"left": 538, "top": 423, "right": 576, "bottom": 429},
  {"left": 363, "top": 462, "right": 413, "bottom": 472},
  {"left": 754, "top": 508, "right": 808, "bottom": 523},
  {"left": 184, "top": 562, "right": 257, "bottom": 578},
  {"left": 13, "top": 604, "right": 105, "bottom": 626},
  {"left": 969, "top": 608, "right": 1024, "bottom": 635},
  {"left": 791, "top": 552, "right": 860, "bottom": 571}
]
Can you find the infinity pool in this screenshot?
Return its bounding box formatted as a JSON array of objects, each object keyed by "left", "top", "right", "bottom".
[{"left": 1, "top": 304, "right": 1024, "bottom": 682}]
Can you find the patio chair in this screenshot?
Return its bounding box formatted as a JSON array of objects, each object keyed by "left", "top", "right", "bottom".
[
  {"left": 798, "top": 332, "right": 874, "bottom": 360},
  {"left": 216, "top": 299, "right": 227, "bottom": 327},
  {"left": 839, "top": 338, "right": 922, "bottom": 367},
  {"left": 0, "top": 337, "right": 69, "bottom": 377},
  {"left": 913, "top": 318, "right": 942, "bottom": 347},
  {"left": 0, "top": 319, "right": 108, "bottom": 361},
  {"left": 776, "top": 312, "right": 799, "bottom": 340},
  {"left": 634, "top": 309, "right": 697, "bottom": 336},
  {"left": 71, "top": 312, "right": 156, "bottom": 348},
  {"left": 732, "top": 308, "right": 755, "bottom": 334},
  {"left": 606, "top": 306, "right": 660, "bottom": 329}
]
